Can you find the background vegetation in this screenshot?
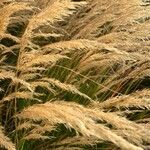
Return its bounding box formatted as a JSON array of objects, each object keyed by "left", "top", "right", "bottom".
[{"left": 0, "top": 0, "right": 150, "bottom": 149}]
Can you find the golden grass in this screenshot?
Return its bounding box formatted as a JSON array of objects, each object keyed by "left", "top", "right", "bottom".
[{"left": 0, "top": 0, "right": 150, "bottom": 150}]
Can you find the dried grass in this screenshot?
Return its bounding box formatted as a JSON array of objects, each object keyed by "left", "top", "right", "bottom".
[{"left": 0, "top": 0, "right": 150, "bottom": 150}]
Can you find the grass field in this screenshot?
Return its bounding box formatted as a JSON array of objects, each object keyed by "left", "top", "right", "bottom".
[{"left": 0, "top": 0, "right": 150, "bottom": 149}]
